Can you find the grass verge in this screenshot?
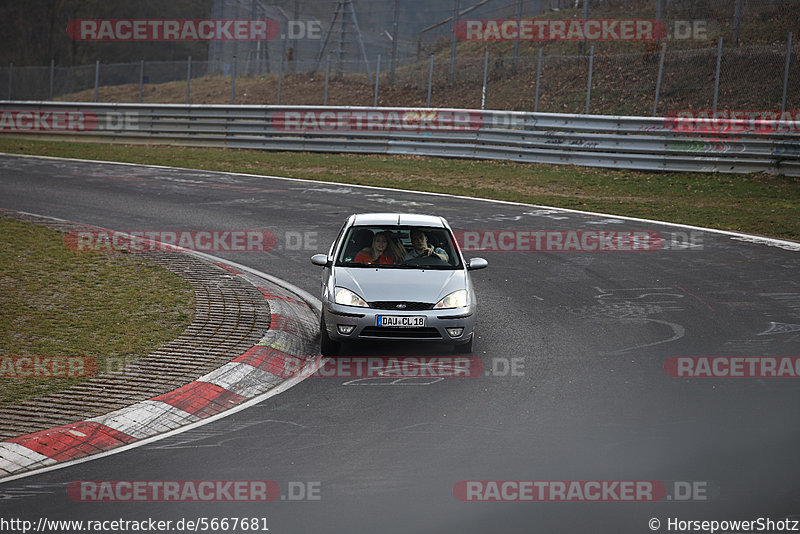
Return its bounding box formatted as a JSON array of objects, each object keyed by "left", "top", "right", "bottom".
[
  {"left": 1, "top": 136, "right": 798, "bottom": 241},
  {"left": 0, "top": 216, "right": 195, "bottom": 406}
]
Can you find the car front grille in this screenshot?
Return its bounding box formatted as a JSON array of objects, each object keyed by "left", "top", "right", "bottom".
[
  {"left": 369, "top": 301, "right": 434, "bottom": 311},
  {"left": 359, "top": 327, "right": 441, "bottom": 339}
]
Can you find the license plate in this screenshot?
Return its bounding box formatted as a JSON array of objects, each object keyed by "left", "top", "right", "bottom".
[{"left": 376, "top": 315, "right": 426, "bottom": 328}]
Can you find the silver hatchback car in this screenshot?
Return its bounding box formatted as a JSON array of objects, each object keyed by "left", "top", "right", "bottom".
[{"left": 311, "top": 213, "right": 487, "bottom": 356}]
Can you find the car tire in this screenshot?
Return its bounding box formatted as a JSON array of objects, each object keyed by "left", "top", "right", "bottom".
[
  {"left": 454, "top": 333, "right": 473, "bottom": 354},
  {"left": 320, "top": 315, "right": 340, "bottom": 357}
]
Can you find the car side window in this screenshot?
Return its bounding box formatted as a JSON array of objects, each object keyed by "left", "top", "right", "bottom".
[{"left": 339, "top": 227, "right": 375, "bottom": 263}]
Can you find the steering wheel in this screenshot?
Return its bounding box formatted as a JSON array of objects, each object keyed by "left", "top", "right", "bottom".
[{"left": 403, "top": 254, "right": 448, "bottom": 266}]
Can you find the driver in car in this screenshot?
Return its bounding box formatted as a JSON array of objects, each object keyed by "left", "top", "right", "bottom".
[{"left": 404, "top": 229, "right": 448, "bottom": 262}]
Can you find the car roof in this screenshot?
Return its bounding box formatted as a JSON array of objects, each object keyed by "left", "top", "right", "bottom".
[{"left": 350, "top": 213, "right": 447, "bottom": 228}]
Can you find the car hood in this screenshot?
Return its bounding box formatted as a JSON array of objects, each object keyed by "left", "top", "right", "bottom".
[{"left": 334, "top": 266, "right": 467, "bottom": 304}]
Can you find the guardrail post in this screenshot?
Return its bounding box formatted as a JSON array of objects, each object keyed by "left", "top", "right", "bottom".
[
  {"left": 138, "top": 60, "right": 144, "bottom": 104},
  {"left": 534, "top": 48, "right": 542, "bottom": 112},
  {"left": 49, "top": 59, "right": 55, "bottom": 101},
  {"left": 585, "top": 45, "right": 594, "bottom": 114},
  {"left": 324, "top": 56, "right": 331, "bottom": 106},
  {"left": 7, "top": 63, "right": 12, "bottom": 100},
  {"left": 712, "top": 37, "right": 722, "bottom": 113},
  {"left": 427, "top": 54, "right": 434, "bottom": 107},
  {"left": 231, "top": 56, "right": 237, "bottom": 105},
  {"left": 186, "top": 56, "right": 192, "bottom": 105},
  {"left": 781, "top": 32, "right": 793, "bottom": 114},
  {"left": 93, "top": 60, "right": 100, "bottom": 102},
  {"left": 373, "top": 54, "right": 381, "bottom": 107},
  {"left": 653, "top": 42, "right": 667, "bottom": 116},
  {"left": 481, "top": 50, "right": 489, "bottom": 110}
]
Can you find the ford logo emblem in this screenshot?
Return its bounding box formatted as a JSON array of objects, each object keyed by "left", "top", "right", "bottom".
[{"left": 396, "top": 303, "right": 407, "bottom": 309}]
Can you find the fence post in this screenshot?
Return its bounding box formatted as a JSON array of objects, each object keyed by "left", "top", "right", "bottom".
[
  {"left": 512, "top": 0, "right": 523, "bottom": 72},
  {"left": 481, "top": 50, "right": 489, "bottom": 110},
  {"left": 290, "top": 0, "right": 299, "bottom": 73},
  {"left": 373, "top": 54, "right": 381, "bottom": 107},
  {"left": 712, "top": 37, "right": 722, "bottom": 113},
  {"left": 138, "top": 60, "right": 144, "bottom": 104},
  {"left": 390, "top": 0, "right": 399, "bottom": 85},
  {"left": 231, "top": 56, "right": 237, "bottom": 105},
  {"left": 7, "top": 62, "right": 12, "bottom": 100},
  {"left": 781, "top": 32, "right": 793, "bottom": 114},
  {"left": 49, "top": 59, "right": 55, "bottom": 101},
  {"left": 93, "top": 60, "right": 100, "bottom": 102},
  {"left": 324, "top": 55, "right": 331, "bottom": 106},
  {"left": 449, "top": 0, "right": 460, "bottom": 82},
  {"left": 278, "top": 30, "right": 287, "bottom": 104},
  {"left": 732, "top": 0, "right": 743, "bottom": 47},
  {"left": 585, "top": 45, "right": 594, "bottom": 114},
  {"left": 653, "top": 42, "right": 667, "bottom": 116},
  {"left": 534, "top": 48, "right": 542, "bottom": 112},
  {"left": 581, "top": 0, "right": 590, "bottom": 55},
  {"left": 277, "top": 53, "right": 284, "bottom": 105},
  {"left": 186, "top": 56, "right": 192, "bottom": 105},
  {"left": 427, "top": 54, "right": 434, "bottom": 107}
]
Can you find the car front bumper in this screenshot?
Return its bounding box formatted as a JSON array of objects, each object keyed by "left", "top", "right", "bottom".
[{"left": 322, "top": 302, "right": 476, "bottom": 344}]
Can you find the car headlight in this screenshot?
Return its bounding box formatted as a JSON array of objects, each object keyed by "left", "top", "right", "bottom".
[
  {"left": 334, "top": 287, "right": 368, "bottom": 307},
  {"left": 434, "top": 289, "right": 468, "bottom": 309}
]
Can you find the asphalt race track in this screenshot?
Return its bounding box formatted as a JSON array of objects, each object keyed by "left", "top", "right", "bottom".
[{"left": 1, "top": 154, "right": 799, "bottom": 533}]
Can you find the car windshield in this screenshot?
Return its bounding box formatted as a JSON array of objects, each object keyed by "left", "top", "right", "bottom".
[{"left": 336, "top": 226, "right": 461, "bottom": 269}]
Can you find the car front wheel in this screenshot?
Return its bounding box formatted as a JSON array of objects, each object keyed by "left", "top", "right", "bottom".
[
  {"left": 320, "top": 315, "right": 340, "bottom": 356},
  {"left": 454, "top": 333, "right": 473, "bottom": 354}
]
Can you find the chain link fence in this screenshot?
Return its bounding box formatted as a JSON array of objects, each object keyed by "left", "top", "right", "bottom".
[
  {"left": 2, "top": 40, "right": 797, "bottom": 116},
  {"left": 2, "top": 0, "right": 798, "bottom": 115}
]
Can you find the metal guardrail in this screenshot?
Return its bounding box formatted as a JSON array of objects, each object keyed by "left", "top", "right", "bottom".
[{"left": 1, "top": 101, "right": 799, "bottom": 176}]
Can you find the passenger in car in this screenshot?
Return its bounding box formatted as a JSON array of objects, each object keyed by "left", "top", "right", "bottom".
[
  {"left": 354, "top": 231, "right": 406, "bottom": 264},
  {"left": 404, "top": 229, "right": 448, "bottom": 262},
  {"left": 343, "top": 228, "right": 374, "bottom": 261}
]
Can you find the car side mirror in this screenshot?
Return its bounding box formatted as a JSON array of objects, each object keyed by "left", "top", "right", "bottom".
[
  {"left": 311, "top": 254, "right": 331, "bottom": 267},
  {"left": 467, "top": 257, "right": 488, "bottom": 270}
]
